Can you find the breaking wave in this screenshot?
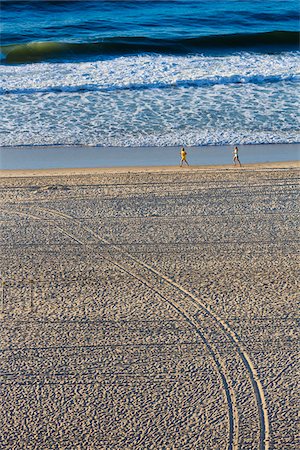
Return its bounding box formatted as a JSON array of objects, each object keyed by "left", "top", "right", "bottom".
[{"left": 1, "top": 31, "right": 299, "bottom": 63}]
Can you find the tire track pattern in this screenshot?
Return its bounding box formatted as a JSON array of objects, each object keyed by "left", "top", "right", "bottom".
[
  {"left": 4, "top": 206, "right": 238, "bottom": 450},
  {"left": 5, "top": 204, "right": 270, "bottom": 449}
]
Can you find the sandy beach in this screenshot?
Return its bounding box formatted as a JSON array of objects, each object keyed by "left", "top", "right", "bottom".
[{"left": 1, "top": 162, "right": 299, "bottom": 449}]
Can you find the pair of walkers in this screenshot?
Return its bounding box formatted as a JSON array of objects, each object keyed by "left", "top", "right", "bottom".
[{"left": 180, "top": 146, "right": 242, "bottom": 167}]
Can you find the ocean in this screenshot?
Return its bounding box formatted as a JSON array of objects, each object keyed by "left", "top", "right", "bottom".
[{"left": 1, "top": 0, "right": 299, "bottom": 148}]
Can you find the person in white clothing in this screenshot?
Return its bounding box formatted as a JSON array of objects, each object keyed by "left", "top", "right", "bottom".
[{"left": 233, "top": 146, "right": 242, "bottom": 167}]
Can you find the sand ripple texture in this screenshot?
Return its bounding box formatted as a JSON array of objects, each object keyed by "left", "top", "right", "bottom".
[{"left": 0, "top": 167, "right": 299, "bottom": 449}]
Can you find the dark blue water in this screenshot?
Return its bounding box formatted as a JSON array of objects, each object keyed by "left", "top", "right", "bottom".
[
  {"left": 0, "top": 1, "right": 299, "bottom": 149},
  {"left": 1, "top": 0, "right": 299, "bottom": 62}
]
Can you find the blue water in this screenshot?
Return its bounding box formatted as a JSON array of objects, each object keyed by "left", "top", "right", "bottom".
[
  {"left": 0, "top": 0, "right": 299, "bottom": 148},
  {"left": 2, "top": 0, "right": 299, "bottom": 48}
]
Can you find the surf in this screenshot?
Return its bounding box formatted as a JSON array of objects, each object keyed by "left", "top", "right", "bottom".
[
  {"left": 1, "top": 31, "right": 299, "bottom": 64},
  {"left": 1, "top": 52, "right": 299, "bottom": 95}
]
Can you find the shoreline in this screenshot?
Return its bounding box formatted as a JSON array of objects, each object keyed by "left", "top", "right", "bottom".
[
  {"left": 0, "top": 143, "right": 299, "bottom": 173},
  {"left": 0, "top": 160, "right": 299, "bottom": 178}
]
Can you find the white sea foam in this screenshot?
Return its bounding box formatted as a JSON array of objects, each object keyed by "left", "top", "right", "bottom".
[
  {"left": 1, "top": 52, "right": 299, "bottom": 93},
  {"left": 1, "top": 52, "right": 299, "bottom": 147}
]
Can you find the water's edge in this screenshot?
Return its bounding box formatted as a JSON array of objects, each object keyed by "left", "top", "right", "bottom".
[{"left": 1, "top": 143, "right": 299, "bottom": 170}]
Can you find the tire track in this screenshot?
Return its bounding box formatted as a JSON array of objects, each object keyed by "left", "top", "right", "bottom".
[
  {"left": 6, "top": 206, "right": 239, "bottom": 450},
  {"left": 7, "top": 204, "right": 270, "bottom": 448},
  {"left": 36, "top": 204, "right": 270, "bottom": 449},
  {"left": 29, "top": 207, "right": 270, "bottom": 450}
]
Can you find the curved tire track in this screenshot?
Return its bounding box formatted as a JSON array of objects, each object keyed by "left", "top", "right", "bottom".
[
  {"left": 11, "top": 204, "right": 270, "bottom": 449},
  {"left": 37, "top": 205, "right": 269, "bottom": 449},
  {"left": 7, "top": 206, "right": 238, "bottom": 450}
]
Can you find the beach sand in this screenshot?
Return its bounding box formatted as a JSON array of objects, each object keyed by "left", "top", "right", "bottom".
[{"left": 1, "top": 162, "right": 299, "bottom": 449}]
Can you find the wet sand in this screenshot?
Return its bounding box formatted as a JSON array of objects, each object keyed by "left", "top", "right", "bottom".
[
  {"left": 1, "top": 143, "right": 299, "bottom": 171},
  {"left": 1, "top": 160, "right": 299, "bottom": 178},
  {"left": 0, "top": 163, "right": 299, "bottom": 449}
]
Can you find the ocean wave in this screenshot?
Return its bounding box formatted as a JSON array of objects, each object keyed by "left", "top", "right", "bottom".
[
  {"left": 1, "top": 74, "right": 299, "bottom": 96},
  {"left": 1, "top": 130, "right": 299, "bottom": 149},
  {"left": 1, "top": 52, "right": 299, "bottom": 95},
  {"left": 1, "top": 77, "right": 299, "bottom": 148},
  {"left": 1, "top": 31, "right": 299, "bottom": 63}
]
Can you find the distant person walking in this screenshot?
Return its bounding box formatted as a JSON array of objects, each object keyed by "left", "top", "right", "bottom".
[
  {"left": 233, "top": 146, "right": 242, "bottom": 167},
  {"left": 180, "top": 147, "right": 189, "bottom": 167}
]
